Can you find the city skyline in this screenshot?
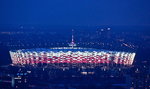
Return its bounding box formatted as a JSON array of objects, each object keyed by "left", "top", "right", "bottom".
[{"left": 0, "top": 0, "right": 149, "bottom": 89}]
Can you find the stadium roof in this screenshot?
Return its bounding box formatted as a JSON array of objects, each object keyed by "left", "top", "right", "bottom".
[{"left": 11, "top": 47, "right": 134, "bottom": 53}]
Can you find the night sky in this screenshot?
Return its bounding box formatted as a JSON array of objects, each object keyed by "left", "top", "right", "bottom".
[{"left": 0, "top": 0, "right": 150, "bottom": 26}]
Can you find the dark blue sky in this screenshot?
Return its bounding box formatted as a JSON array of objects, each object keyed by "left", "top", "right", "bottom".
[{"left": 0, "top": 0, "right": 150, "bottom": 26}]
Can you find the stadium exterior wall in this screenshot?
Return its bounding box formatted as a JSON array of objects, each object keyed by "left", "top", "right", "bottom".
[{"left": 9, "top": 47, "right": 136, "bottom": 66}]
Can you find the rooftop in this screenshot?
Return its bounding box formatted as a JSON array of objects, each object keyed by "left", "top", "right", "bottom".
[{"left": 10, "top": 47, "right": 134, "bottom": 54}]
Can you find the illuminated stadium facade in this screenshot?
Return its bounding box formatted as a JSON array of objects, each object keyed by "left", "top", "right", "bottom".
[
  {"left": 10, "top": 47, "right": 135, "bottom": 66},
  {"left": 9, "top": 30, "right": 136, "bottom": 67}
]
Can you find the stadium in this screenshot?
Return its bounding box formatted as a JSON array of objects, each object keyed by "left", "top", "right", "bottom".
[
  {"left": 10, "top": 47, "right": 135, "bottom": 66},
  {"left": 9, "top": 30, "right": 136, "bottom": 67}
]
